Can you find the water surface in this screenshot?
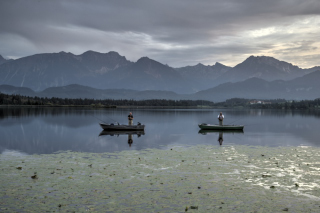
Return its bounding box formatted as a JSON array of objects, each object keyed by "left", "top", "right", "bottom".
[
  {"left": 1, "top": 107, "right": 320, "bottom": 212},
  {"left": 1, "top": 107, "right": 320, "bottom": 155}
]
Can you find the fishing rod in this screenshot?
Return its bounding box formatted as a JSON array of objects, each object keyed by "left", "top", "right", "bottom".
[
  {"left": 226, "top": 118, "right": 243, "bottom": 125},
  {"left": 93, "top": 116, "right": 118, "bottom": 124},
  {"left": 93, "top": 116, "right": 108, "bottom": 123},
  {"left": 106, "top": 116, "right": 118, "bottom": 123},
  {"left": 241, "top": 123, "right": 259, "bottom": 127}
]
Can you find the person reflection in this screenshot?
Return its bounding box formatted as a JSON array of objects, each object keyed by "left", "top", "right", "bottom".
[
  {"left": 128, "top": 134, "right": 133, "bottom": 147},
  {"left": 218, "top": 131, "right": 224, "bottom": 146}
]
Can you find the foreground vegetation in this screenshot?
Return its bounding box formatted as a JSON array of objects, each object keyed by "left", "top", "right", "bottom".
[
  {"left": 1, "top": 145, "right": 320, "bottom": 212},
  {"left": 1, "top": 93, "right": 320, "bottom": 109}
]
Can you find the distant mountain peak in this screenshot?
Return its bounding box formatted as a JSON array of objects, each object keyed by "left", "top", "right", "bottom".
[
  {"left": 138, "top": 56, "right": 150, "bottom": 61},
  {"left": 244, "top": 55, "right": 291, "bottom": 65},
  {"left": 193, "top": 62, "right": 227, "bottom": 68},
  {"left": 81, "top": 50, "right": 122, "bottom": 56},
  {"left": 132, "top": 56, "right": 182, "bottom": 82},
  {"left": 246, "top": 55, "right": 276, "bottom": 61},
  {"left": 136, "top": 57, "right": 160, "bottom": 65},
  {"left": 0, "top": 54, "right": 8, "bottom": 65},
  {"left": 82, "top": 50, "right": 97, "bottom": 55},
  {"left": 107, "top": 51, "right": 121, "bottom": 55},
  {"left": 78, "top": 50, "right": 129, "bottom": 65},
  {"left": 217, "top": 55, "right": 306, "bottom": 84},
  {"left": 57, "top": 51, "right": 74, "bottom": 56},
  {"left": 194, "top": 63, "right": 205, "bottom": 67},
  {"left": 214, "top": 62, "right": 230, "bottom": 68},
  {"left": 242, "top": 55, "right": 297, "bottom": 68}
]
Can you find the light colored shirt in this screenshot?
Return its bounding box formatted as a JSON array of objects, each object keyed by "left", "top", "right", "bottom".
[{"left": 218, "top": 115, "right": 224, "bottom": 119}]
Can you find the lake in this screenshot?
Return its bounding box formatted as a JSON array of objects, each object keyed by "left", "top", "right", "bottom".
[
  {"left": 1, "top": 107, "right": 320, "bottom": 155},
  {"left": 2, "top": 107, "right": 320, "bottom": 212}
]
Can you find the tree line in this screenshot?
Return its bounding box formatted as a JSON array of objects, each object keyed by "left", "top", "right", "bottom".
[
  {"left": 214, "top": 98, "right": 320, "bottom": 109},
  {"left": 248, "top": 99, "right": 320, "bottom": 109},
  {"left": 1, "top": 93, "right": 320, "bottom": 109},
  {"left": 0, "top": 93, "right": 214, "bottom": 107}
]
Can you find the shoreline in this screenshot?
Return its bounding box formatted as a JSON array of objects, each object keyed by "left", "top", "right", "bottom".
[
  {"left": 1, "top": 105, "right": 319, "bottom": 110},
  {"left": 0, "top": 105, "right": 226, "bottom": 109}
]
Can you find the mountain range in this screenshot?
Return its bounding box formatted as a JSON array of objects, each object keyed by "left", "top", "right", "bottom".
[
  {"left": 0, "top": 51, "right": 319, "bottom": 101},
  {"left": 0, "top": 84, "right": 183, "bottom": 100},
  {"left": 194, "top": 70, "right": 320, "bottom": 102},
  {"left": 175, "top": 62, "right": 231, "bottom": 91},
  {"left": 1, "top": 70, "right": 320, "bottom": 102}
]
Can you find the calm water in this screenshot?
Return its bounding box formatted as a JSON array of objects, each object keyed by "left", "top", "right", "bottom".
[{"left": 1, "top": 107, "right": 320, "bottom": 155}]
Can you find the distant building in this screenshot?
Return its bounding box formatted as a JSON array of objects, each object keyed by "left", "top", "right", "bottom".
[{"left": 249, "top": 100, "right": 271, "bottom": 105}]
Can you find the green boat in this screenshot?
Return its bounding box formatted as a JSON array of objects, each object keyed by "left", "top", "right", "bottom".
[
  {"left": 198, "top": 129, "right": 244, "bottom": 134},
  {"left": 198, "top": 123, "right": 244, "bottom": 130}
]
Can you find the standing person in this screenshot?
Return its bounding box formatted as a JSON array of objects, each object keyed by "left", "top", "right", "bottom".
[
  {"left": 218, "top": 112, "right": 224, "bottom": 126},
  {"left": 128, "top": 112, "right": 133, "bottom": 125}
]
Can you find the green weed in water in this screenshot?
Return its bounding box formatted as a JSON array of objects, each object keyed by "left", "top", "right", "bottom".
[{"left": 1, "top": 145, "right": 320, "bottom": 212}]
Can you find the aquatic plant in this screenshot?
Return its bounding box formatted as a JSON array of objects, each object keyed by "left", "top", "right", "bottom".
[{"left": 1, "top": 145, "right": 320, "bottom": 212}]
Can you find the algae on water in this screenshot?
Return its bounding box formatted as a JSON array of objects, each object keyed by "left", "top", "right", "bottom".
[{"left": 1, "top": 145, "right": 320, "bottom": 212}]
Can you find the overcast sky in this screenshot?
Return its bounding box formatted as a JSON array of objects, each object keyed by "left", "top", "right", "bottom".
[{"left": 0, "top": 0, "right": 319, "bottom": 68}]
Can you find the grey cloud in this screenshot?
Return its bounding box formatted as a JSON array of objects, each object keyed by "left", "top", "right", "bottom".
[
  {"left": 280, "top": 54, "right": 320, "bottom": 68},
  {"left": 146, "top": 42, "right": 271, "bottom": 67},
  {"left": 2, "top": 0, "right": 318, "bottom": 38},
  {"left": 272, "top": 40, "right": 318, "bottom": 54},
  {"left": 0, "top": 0, "right": 320, "bottom": 67}
]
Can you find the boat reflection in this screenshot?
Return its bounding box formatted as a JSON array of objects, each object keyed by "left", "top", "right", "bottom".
[
  {"left": 99, "top": 130, "right": 145, "bottom": 147},
  {"left": 198, "top": 129, "right": 244, "bottom": 146}
]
